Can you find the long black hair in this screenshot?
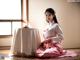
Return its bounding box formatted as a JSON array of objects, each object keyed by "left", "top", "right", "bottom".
[{"left": 45, "top": 8, "right": 58, "bottom": 23}]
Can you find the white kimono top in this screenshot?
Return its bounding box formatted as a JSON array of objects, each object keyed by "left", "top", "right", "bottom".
[{"left": 43, "top": 21, "right": 64, "bottom": 44}]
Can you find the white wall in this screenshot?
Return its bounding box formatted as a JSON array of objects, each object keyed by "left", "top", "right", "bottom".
[
  {"left": 0, "top": 36, "right": 12, "bottom": 46},
  {"left": 29, "top": 0, "right": 80, "bottom": 48}
]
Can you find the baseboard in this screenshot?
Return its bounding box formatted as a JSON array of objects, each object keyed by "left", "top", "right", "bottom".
[
  {"left": 64, "top": 48, "right": 80, "bottom": 50},
  {"left": 0, "top": 46, "right": 10, "bottom": 50},
  {"left": 0, "top": 46, "right": 80, "bottom": 50}
]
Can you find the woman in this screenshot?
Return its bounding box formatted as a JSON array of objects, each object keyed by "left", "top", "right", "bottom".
[{"left": 36, "top": 8, "right": 66, "bottom": 58}]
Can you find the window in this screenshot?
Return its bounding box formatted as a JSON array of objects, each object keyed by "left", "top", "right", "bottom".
[
  {"left": 0, "top": 22, "right": 11, "bottom": 35},
  {"left": 0, "top": 0, "right": 21, "bottom": 19},
  {"left": 0, "top": 0, "right": 26, "bottom": 35}
]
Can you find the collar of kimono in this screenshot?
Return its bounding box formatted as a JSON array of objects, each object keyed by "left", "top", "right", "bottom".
[{"left": 49, "top": 21, "right": 55, "bottom": 26}]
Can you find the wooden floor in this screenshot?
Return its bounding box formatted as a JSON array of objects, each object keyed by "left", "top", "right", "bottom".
[{"left": 0, "top": 49, "right": 80, "bottom": 60}]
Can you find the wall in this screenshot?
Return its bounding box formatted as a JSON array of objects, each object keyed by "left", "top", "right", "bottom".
[
  {"left": 0, "top": 36, "right": 12, "bottom": 46},
  {"left": 29, "top": 0, "right": 80, "bottom": 48}
]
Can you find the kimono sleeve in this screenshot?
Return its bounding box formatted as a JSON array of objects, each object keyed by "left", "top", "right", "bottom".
[{"left": 51, "top": 24, "right": 64, "bottom": 43}]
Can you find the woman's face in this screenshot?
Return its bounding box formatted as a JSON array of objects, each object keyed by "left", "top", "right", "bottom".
[{"left": 45, "top": 12, "right": 54, "bottom": 22}]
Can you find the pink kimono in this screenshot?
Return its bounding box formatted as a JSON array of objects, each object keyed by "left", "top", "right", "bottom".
[{"left": 36, "top": 21, "right": 66, "bottom": 57}]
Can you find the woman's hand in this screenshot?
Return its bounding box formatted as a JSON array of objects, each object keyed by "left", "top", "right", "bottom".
[{"left": 45, "top": 37, "right": 60, "bottom": 44}]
